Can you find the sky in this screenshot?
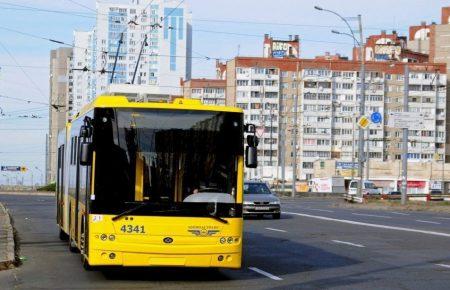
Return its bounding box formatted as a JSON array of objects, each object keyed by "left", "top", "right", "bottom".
[{"left": 0, "top": 0, "right": 449, "bottom": 186}]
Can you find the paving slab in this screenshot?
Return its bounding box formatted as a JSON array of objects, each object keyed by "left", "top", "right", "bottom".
[{"left": 0, "top": 202, "right": 15, "bottom": 270}]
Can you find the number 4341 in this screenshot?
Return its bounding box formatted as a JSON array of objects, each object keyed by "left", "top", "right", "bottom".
[{"left": 120, "top": 225, "right": 146, "bottom": 234}]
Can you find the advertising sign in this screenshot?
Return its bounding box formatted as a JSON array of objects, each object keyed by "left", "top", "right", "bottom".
[
  {"left": 311, "top": 178, "right": 332, "bottom": 192},
  {"left": 387, "top": 112, "right": 426, "bottom": 129},
  {"left": 336, "top": 162, "right": 359, "bottom": 170},
  {"left": 1, "top": 166, "right": 22, "bottom": 172},
  {"left": 271, "top": 41, "right": 293, "bottom": 58}
]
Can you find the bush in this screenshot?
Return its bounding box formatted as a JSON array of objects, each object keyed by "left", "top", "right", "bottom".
[{"left": 37, "top": 182, "right": 56, "bottom": 192}]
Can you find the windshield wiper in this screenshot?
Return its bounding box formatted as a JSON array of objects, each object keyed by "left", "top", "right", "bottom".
[
  {"left": 207, "top": 212, "right": 229, "bottom": 224},
  {"left": 206, "top": 202, "right": 229, "bottom": 224},
  {"left": 112, "top": 203, "right": 150, "bottom": 221}
]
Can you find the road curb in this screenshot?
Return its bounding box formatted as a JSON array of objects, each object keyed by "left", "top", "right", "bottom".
[
  {"left": 0, "top": 191, "right": 55, "bottom": 197},
  {"left": 0, "top": 202, "right": 15, "bottom": 270}
]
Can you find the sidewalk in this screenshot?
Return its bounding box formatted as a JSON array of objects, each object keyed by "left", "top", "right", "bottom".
[{"left": 0, "top": 203, "right": 15, "bottom": 270}]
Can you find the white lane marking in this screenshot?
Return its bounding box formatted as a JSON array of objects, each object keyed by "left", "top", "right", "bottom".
[
  {"left": 436, "top": 217, "right": 450, "bottom": 220},
  {"left": 265, "top": 227, "right": 287, "bottom": 233},
  {"left": 331, "top": 240, "right": 365, "bottom": 248},
  {"left": 436, "top": 264, "right": 450, "bottom": 269},
  {"left": 249, "top": 267, "right": 283, "bottom": 281},
  {"left": 390, "top": 212, "right": 410, "bottom": 216},
  {"left": 416, "top": 220, "right": 441, "bottom": 225},
  {"left": 352, "top": 213, "right": 392, "bottom": 218},
  {"left": 283, "top": 211, "right": 450, "bottom": 238},
  {"left": 308, "top": 208, "right": 334, "bottom": 213}
]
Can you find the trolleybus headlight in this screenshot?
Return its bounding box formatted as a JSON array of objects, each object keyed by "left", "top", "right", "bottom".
[
  {"left": 100, "top": 234, "right": 107, "bottom": 241},
  {"left": 220, "top": 237, "right": 226, "bottom": 244},
  {"left": 109, "top": 235, "right": 115, "bottom": 241},
  {"left": 109, "top": 253, "right": 116, "bottom": 259},
  {"left": 218, "top": 255, "right": 224, "bottom": 261},
  {"left": 227, "top": 237, "right": 233, "bottom": 244}
]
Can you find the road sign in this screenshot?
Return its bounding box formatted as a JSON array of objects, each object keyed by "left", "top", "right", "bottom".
[
  {"left": 1, "top": 166, "right": 21, "bottom": 172},
  {"left": 370, "top": 112, "right": 382, "bottom": 124},
  {"left": 256, "top": 126, "right": 265, "bottom": 137},
  {"left": 387, "top": 112, "right": 425, "bottom": 129},
  {"left": 357, "top": 116, "right": 370, "bottom": 129}
]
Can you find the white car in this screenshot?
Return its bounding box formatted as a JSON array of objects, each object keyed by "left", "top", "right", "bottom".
[{"left": 348, "top": 180, "right": 379, "bottom": 195}]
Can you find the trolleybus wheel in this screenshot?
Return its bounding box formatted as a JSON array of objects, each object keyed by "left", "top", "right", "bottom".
[
  {"left": 69, "top": 238, "right": 79, "bottom": 253},
  {"left": 81, "top": 255, "right": 94, "bottom": 271},
  {"left": 59, "top": 229, "right": 69, "bottom": 241}
]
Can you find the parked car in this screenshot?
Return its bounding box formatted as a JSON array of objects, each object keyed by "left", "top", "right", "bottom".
[
  {"left": 387, "top": 190, "right": 401, "bottom": 195},
  {"left": 243, "top": 181, "right": 281, "bottom": 219},
  {"left": 348, "top": 180, "right": 379, "bottom": 195},
  {"left": 430, "top": 190, "right": 443, "bottom": 195}
]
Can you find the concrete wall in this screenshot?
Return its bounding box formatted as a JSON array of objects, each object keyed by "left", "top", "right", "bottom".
[{"left": 314, "top": 159, "right": 450, "bottom": 181}]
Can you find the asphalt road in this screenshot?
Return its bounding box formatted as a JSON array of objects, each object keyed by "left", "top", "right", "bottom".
[{"left": 1, "top": 193, "right": 450, "bottom": 289}]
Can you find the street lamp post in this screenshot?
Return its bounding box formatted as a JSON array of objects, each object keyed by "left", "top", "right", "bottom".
[
  {"left": 291, "top": 62, "right": 300, "bottom": 197},
  {"left": 315, "top": 6, "right": 366, "bottom": 201},
  {"left": 401, "top": 64, "right": 409, "bottom": 205}
]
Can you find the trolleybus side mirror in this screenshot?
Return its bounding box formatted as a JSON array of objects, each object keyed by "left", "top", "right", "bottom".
[
  {"left": 244, "top": 123, "right": 259, "bottom": 168},
  {"left": 245, "top": 145, "right": 258, "bottom": 168},
  {"left": 80, "top": 126, "right": 89, "bottom": 138},
  {"left": 80, "top": 142, "right": 93, "bottom": 166}
]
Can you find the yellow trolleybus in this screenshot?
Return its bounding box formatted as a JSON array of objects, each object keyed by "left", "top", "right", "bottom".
[{"left": 56, "top": 96, "right": 258, "bottom": 270}]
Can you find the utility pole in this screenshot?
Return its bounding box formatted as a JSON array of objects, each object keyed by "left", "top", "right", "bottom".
[
  {"left": 280, "top": 93, "right": 286, "bottom": 193},
  {"left": 434, "top": 71, "right": 445, "bottom": 192},
  {"left": 259, "top": 83, "right": 266, "bottom": 179},
  {"left": 269, "top": 106, "right": 274, "bottom": 166},
  {"left": 401, "top": 64, "right": 409, "bottom": 205},
  {"left": 351, "top": 115, "right": 356, "bottom": 179},
  {"left": 292, "top": 62, "right": 300, "bottom": 197},
  {"left": 356, "top": 14, "right": 366, "bottom": 201},
  {"left": 366, "top": 129, "right": 370, "bottom": 180}
]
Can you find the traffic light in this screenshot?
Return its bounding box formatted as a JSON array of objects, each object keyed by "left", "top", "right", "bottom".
[{"left": 20, "top": 167, "right": 27, "bottom": 172}]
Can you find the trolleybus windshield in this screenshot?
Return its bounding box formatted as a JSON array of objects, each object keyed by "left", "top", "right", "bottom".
[{"left": 91, "top": 108, "right": 243, "bottom": 217}]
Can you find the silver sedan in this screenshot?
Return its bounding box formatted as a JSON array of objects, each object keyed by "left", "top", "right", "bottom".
[{"left": 243, "top": 181, "right": 281, "bottom": 219}]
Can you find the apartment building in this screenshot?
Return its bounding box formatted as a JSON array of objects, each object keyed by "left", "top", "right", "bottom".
[
  {"left": 226, "top": 57, "right": 447, "bottom": 180},
  {"left": 67, "top": 0, "right": 192, "bottom": 117},
  {"left": 47, "top": 47, "right": 73, "bottom": 183},
  {"left": 70, "top": 30, "right": 95, "bottom": 119},
  {"left": 354, "top": 30, "right": 429, "bottom": 63},
  {"left": 408, "top": 21, "right": 432, "bottom": 55},
  {"left": 181, "top": 78, "right": 226, "bottom": 105},
  {"left": 226, "top": 59, "right": 281, "bottom": 179}
]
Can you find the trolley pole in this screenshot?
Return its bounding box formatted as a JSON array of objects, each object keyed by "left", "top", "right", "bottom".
[{"left": 401, "top": 64, "right": 409, "bottom": 205}]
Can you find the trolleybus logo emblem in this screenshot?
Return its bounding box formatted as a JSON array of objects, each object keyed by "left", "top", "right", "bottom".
[{"left": 188, "top": 229, "right": 220, "bottom": 237}]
